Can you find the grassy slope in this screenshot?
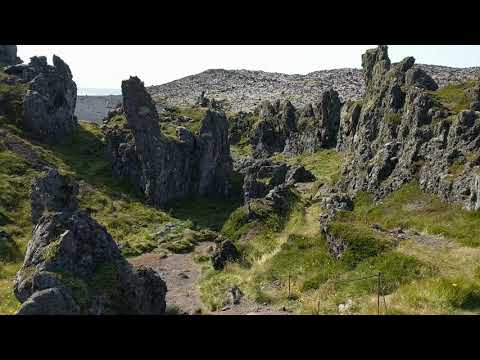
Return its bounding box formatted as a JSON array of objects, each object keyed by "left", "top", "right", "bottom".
[
  {"left": 0, "top": 115, "right": 241, "bottom": 314},
  {"left": 430, "top": 80, "right": 476, "bottom": 113},
  {"left": 199, "top": 80, "right": 480, "bottom": 314},
  {"left": 2, "top": 78, "right": 480, "bottom": 315}
]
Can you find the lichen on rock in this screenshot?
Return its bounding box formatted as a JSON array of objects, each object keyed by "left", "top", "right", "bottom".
[
  {"left": 14, "top": 169, "right": 167, "bottom": 315},
  {"left": 103, "top": 76, "right": 233, "bottom": 207}
]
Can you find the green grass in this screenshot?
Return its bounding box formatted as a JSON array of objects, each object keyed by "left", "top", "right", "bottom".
[
  {"left": 275, "top": 149, "right": 343, "bottom": 185},
  {"left": 103, "top": 114, "right": 127, "bottom": 129},
  {"left": 387, "top": 276, "right": 480, "bottom": 314},
  {"left": 0, "top": 149, "right": 38, "bottom": 259},
  {"left": 384, "top": 112, "right": 402, "bottom": 125},
  {"left": 326, "top": 220, "right": 394, "bottom": 269},
  {"left": 160, "top": 106, "right": 208, "bottom": 135},
  {"left": 260, "top": 234, "right": 341, "bottom": 290},
  {"left": 0, "top": 262, "right": 21, "bottom": 314},
  {"left": 0, "top": 75, "right": 27, "bottom": 124},
  {"left": 35, "top": 121, "right": 174, "bottom": 256},
  {"left": 430, "top": 81, "right": 476, "bottom": 113},
  {"left": 349, "top": 182, "right": 480, "bottom": 247},
  {"left": 337, "top": 252, "right": 435, "bottom": 296},
  {"left": 166, "top": 196, "right": 243, "bottom": 232}
]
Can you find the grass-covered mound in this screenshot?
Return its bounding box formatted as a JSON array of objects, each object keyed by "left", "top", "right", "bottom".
[
  {"left": 430, "top": 80, "right": 476, "bottom": 113},
  {"left": 199, "top": 150, "right": 346, "bottom": 311},
  {"left": 158, "top": 106, "right": 208, "bottom": 139},
  {"left": 348, "top": 182, "right": 480, "bottom": 247}
]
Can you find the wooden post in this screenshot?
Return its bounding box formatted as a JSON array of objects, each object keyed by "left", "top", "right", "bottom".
[
  {"left": 288, "top": 273, "right": 291, "bottom": 298},
  {"left": 377, "top": 272, "right": 381, "bottom": 315}
]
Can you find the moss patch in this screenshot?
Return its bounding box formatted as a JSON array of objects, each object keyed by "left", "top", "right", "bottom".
[
  {"left": 430, "top": 81, "right": 476, "bottom": 113},
  {"left": 350, "top": 182, "right": 480, "bottom": 247}
]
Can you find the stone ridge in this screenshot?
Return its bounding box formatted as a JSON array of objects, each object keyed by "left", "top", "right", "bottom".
[
  {"left": 148, "top": 65, "right": 479, "bottom": 113},
  {"left": 14, "top": 169, "right": 167, "bottom": 315},
  {"left": 102, "top": 76, "right": 233, "bottom": 207},
  {"left": 336, "top": 46, "right": 480, "bottom": 211}
]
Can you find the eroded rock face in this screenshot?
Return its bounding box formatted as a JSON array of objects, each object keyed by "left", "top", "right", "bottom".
[
  {"left": 30, "top": 168, "right": 78, "bottom": 225},
  {"left": 103, "top": 76, "right": 232, "bottom": 207},
  {"left": 6, "top": 55, "right": 77, "bottom": 143},
  {"left": 251, "top": 89, "right": 342, "bottom": 157},
  {"left": 337, "top": 45, "right": 480, "bottom": 211},
  {"left": 0, "top": 45, "right": 22, "bottom": 66},
  {"left": 14, "top": 170, "right": 167, "bottom": 315}
]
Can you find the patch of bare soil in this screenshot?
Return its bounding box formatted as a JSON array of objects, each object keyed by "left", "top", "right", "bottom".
[
  {"left": 129, "top": 241, "right": 292, "bottom": 315},
  {"left": 129, "top": 242, "right": 214, "bottom": 315}
]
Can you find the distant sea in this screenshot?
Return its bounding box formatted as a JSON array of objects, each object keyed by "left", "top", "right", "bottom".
[{"left": 78, "top": 88, "right": 122, "bottom": 96}]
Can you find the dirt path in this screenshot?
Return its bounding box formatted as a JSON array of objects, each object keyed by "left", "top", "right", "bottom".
[
  {"left": 129, "top": 242, "right": 292, "bottom": 315},
  {"left": 129, "top": 242, "right": 213, "bottom": 314}
]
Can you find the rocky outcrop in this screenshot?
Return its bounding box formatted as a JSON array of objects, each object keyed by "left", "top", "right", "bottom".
[
  {"left": 468, "top": 73, "right": 480, "bottom": 111},
  {"left": 251, "top": 100, "right": 296, "bottom": 157},
  {"left": 14, "top": 169, "right": 167, "bottom": 315},
  {"left": 337, "top": 45, "right": 480, "bottom": 211},
  {"left": 283, "top": 89, "right": 342, "bottom": 155},
  {"left": 242, "top": 159, "right": 315, "bottom": 201},
  {"left": 5, "top": 56, "right": 77, "bottom": 143},
  {"left": 211, "top": 240, "right": 240, "bottom": 270},
  {"left": 251, "top": 89, "right": 341, "bottom": 157},
  {"left": 103, "top": 76, "right": 232, "bottom": 207},
  {"left": 0, "top": 45, "right": 22, "bottom": 66}
]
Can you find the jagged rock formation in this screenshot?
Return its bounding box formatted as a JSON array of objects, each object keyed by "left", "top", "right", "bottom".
[
  {"left": 14, "top": 169, "right": 167, "bottom": 315},
  {"left": 196, "top": 91, "right": 210, "bottom": 107},
  {"left": 337, "top": 45, "right": 480, "bottom": 211},
  {"left": 5, "top": 56, "right": 77, "bottom": 143},
  {"left": 241, "top": 157, "right": 315, "bottom": 216},
  {"left": 0, "top": 45, "right": 22, "bottom": 66},
  {"left": 103, "top": 76, "right": 232, "bottom": 207},
  {"left": 469, "top": 73, "right": 480, "bottom": 111},
  {"left": 250, "top": 89, "right": 342, "bottom": 157}
]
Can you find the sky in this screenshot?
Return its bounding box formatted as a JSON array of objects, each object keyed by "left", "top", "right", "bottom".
[{"left": 16, "top": 45, "right": 480, "bottom": 93}]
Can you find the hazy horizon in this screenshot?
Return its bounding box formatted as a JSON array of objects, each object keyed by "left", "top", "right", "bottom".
[{"left": 17, "top": 45, "right": 480, "bottom": 91}]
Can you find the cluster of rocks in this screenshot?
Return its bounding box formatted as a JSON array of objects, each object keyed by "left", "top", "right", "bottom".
[
  {"left": 238, "top": 157, "right": 316, "bottom": 220},
  {"left": 250, "top": 89, "right": 342, "bottom": 157},
  {"left": 336, "top": 45, "right": 480, "bottom": 211},
  {"left": 4, "top": 55, "right": 77, "bottom": 143},
  {"left": 211, "top": 239, "right": 240, "bottom": 270},
  {"left": 467, "top": 74, "right": 480, "bottom": 111},
  {"left": 195, "top": 90, "right": 223, "bottom": 110},
  {"left": 102, "top": 76, "right": 233, "bottom": 207},
  {"left": 13, "top": 169, "right": 167, "bottom": 315},
  {"left": 146, "top": 66, "right": 479, "bottom": 114},
  {"left": 0, "top": 45, "right": 22, "bottom": 66}
]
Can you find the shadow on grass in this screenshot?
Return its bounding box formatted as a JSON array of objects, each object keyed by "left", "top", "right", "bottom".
[
  {"left": 46, "top": 122, "right": 246, "bottom": 232},
  {"left": 45, "top": 122, "right": 142, "bottom": 202},
  {"left": 165, "top": 194, "right": 243, "bottom": 231}
]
